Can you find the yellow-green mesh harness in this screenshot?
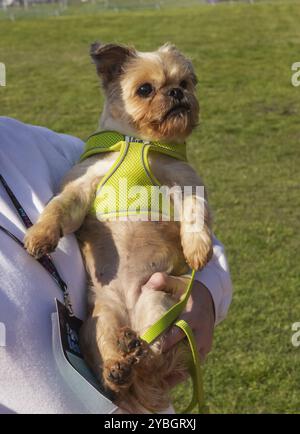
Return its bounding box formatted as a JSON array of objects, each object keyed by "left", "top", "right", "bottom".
[
  {"left": 80, "top": 131, "right": 187, "bottom": 220},
  {"left": 80, "top": 131, "right": 207, "bottom": 413}
]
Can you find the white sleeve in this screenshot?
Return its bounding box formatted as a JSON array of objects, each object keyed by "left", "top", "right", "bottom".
[
  {"left": 0, "top": 118, "right": 94, "bottom": 414},
  {"left": 194, "top": 236, "right": 233, "bottom": 326}
]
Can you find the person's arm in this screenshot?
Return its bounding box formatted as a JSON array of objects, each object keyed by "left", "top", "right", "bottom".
[
  {"left": 194, "top": 235, "right": 233, "bottom": 326},
  {"left": 142, "top": 235, "right": 232, "bottom": 386}
]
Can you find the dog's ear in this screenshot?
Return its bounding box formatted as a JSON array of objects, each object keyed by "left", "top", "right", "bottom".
[{"left": 90, "top": 42, "right": 136, "bottom": 84}]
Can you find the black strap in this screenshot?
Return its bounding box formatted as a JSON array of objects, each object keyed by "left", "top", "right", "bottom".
[{"left": 0, "top": 174, "right": 74, "bottom": 316}]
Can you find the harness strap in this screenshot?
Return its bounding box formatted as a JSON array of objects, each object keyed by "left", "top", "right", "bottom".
[
  {"left": 141, "top": 270, "right": 207, "bottom": 413},
  {"left": 80, "top": 131, "right": 188, "bottom": 163},
  {"left": 82, "top": 132, "right": 188, "bottom": 221}
]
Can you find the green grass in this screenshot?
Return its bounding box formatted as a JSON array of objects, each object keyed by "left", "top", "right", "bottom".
[{"left": 1, "top": 0, "right": 300, "bottom": 413}]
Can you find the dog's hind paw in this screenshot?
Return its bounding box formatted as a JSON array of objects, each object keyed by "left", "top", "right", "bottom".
[
  {"left": 117, "top": 327, "right": 148, "bottom": 360},
  {"left": 104, "top": 356, "right": 136, "bottom": 390},
  {"left": 103, "top": 328, "right": 149, "bottom": 392}
]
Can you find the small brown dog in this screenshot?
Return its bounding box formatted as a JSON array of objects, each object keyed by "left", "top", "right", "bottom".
[{"left": 25, "top": 42, "right": 213, "bottom": 413}]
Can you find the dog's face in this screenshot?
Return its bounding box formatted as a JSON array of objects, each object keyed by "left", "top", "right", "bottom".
[{"left": 91, "top": 43, "right": 199, "bottom": 142}]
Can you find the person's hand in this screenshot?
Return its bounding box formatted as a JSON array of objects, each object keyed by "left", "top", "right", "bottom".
[{"left": 142, "top": 272, "right": 215, "bottom": 387}]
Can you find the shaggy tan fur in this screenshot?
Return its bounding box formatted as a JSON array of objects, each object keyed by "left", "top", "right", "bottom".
[{"left": 24, "top": 42, "right": 213, "bottom": 413}]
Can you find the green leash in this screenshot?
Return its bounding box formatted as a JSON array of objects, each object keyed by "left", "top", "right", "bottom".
[{"left": 141, "top": 270, "right": 208, "bottom": 414}]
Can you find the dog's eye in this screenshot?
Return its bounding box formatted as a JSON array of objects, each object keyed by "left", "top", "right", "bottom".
[
  {"left": 137, "top": 83, "right": 153, "bottom": 97},
  {"left": 180, "top": 80, "right": 188, "bottom": 89}
]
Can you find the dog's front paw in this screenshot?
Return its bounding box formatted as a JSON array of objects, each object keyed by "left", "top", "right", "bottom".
[
  {"left": 181, "top": 228, "right": 213, "bottom": 270},
  {"left": 24, "top": 221, "right": 61, "bottom": 259}
]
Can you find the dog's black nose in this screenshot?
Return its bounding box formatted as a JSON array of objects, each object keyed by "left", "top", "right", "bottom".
[{"left": 168, "top": 87, "right": 184, "bottom": 101}]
